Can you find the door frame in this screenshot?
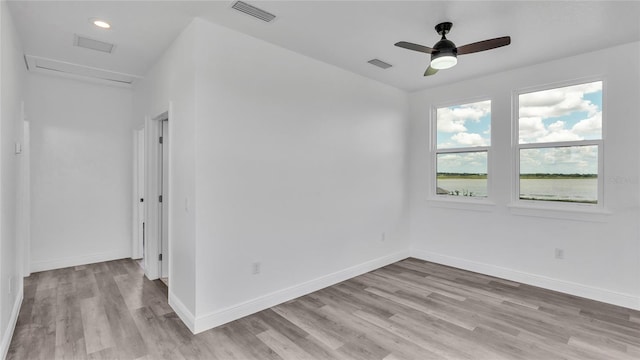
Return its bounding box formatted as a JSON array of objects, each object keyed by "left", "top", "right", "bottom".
[
  {"left": 143, "top": 107, "right": 171, "bottom": 281},
  {"left": 18, "top": 105, "right": 31, "bottom": 277},
  {"left": 132, "top": 127, "right": 145, "bottom": 259},
  {"left": 160, "top": 119, "right": 169, "bottom": 279}
]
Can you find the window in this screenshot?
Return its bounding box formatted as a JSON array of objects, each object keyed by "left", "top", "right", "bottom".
[
  {"left": 435, "top": 100, "right": 491, "bottom": 198},
  {"left": 517, "top": 80, "right": 603, "bottom": 204}
]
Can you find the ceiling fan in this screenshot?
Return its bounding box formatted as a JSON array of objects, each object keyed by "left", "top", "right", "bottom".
[{"left": 395, "top": 22, "right": 511, "bottom": 76}]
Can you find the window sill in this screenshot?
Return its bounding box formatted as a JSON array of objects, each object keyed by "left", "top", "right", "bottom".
[
  {"left": 507, "top": 202, "right": 612, "bottom": 222},
  {"left": 427, "top": 197, "right": 496, "bottom": 212}
]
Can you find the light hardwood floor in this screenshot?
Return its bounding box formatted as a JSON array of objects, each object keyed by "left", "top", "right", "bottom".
[{"left": 8, "top": 257, "right": 640, "bottom": 359}]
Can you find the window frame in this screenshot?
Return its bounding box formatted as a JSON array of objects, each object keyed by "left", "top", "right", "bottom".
[
  {"left": 430, "top": 97, "right": 494, "bottom": 204},
  {"left": 512, "top": 78, "right": 605, "bottom": 210}
]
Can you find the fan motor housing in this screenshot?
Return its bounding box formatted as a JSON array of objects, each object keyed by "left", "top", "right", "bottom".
[{"left": 434, "top": 38, "right": 456, "bottom": 52}]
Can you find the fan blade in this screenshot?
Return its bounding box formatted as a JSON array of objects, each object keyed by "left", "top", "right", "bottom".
[
  {"left": 395, "top": 41, "right": 434, "bottom": 54},
  {"left": 456, "top": 36, "right": 511, "bottom": 55},
  {"left": 424, "top": 66, "right": 438, "bottom": 76}
]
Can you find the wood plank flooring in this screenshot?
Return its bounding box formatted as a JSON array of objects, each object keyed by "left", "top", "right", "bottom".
[{"left": 8, "top": 258, "right": 640, "bottom": 359}]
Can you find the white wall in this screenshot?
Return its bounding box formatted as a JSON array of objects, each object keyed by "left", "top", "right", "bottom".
[
  {"left": 0, "top": 1, "right": 26, "bottom": 357},
  {"left": 135, "top": 18, "right": 410, "bottom": 333},
  {"left": 408, "top": 42, "right": 640, "bottom": 309},
  {"left": 28, "top": 73, "right": 134, "bottom": 272},
  {"left": 133, "top": 21, "right": 197, "bottom": 323},
  {"left": 191, "top": 19, "right": 409, "bottom": 332}
]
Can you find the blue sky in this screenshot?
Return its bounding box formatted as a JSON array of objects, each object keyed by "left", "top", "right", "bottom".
[
  {"left": 436, "top": 100, "right": 491, "bottom": 174},
  {"left": 518, "top": 81, "right": 602, "bottom": 174},
  {"left": 437, "top": 100, "right": 491, "bottom": 149},
  {"left": 435, "top": 82, "right": 602, "bottom": 174}
]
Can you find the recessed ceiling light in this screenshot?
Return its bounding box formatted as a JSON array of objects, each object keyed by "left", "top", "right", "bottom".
[{"left": 90, "top": 18, "right": 111, "bottom": 29}]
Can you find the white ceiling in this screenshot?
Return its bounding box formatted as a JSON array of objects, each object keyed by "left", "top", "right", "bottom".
[{"left": 8, "top": 1, "right": 640, "bottom": 92}]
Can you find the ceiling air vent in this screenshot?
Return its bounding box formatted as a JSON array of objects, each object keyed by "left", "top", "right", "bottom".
[
  {"left": 231, "top": 1, "right": 276, "bottom": 22},
  {"left": 24, "top": 55, "right": 140, "bottom": 86},
  {"left": 368, "top": 59, "right": 393, "bottom": 69},
  {"left": 74, "top": 35, "right": 115, "bottom": 53}
]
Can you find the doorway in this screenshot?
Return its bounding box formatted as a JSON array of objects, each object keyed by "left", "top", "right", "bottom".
[{"left": 142, "top": 111, "right": 169, "bottom": 284}]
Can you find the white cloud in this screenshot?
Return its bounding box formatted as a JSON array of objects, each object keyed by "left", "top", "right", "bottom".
[
  {"left": 518, "top": 117, "right": 547, "bottom": 143},
  {"left": 518, "top": 82, "right": 602, "bottom": 144},
  {"left": 437, "top": 100, "right": 490, "bottom": 133},
  {"left": 571, "top": 81, "right": 602, "bottom": 94},
  {"left": 572, "top": 112, "right": 602, "bottom": 137},
  {"left": 519, "top": 149, "right": 542, "bottom": 173},
  {"left": 437, "top": 151, "right": 487, "bottom": 173},
  {"left": 543, "top": 146, "right": 597, "bottom": 171},
  {"left": 519, "top": 81, "right": 601, "bottom": 119},
  {"left": 520, "top": 146, "right": 598, "bottom": 174},
  {"left": 451, "top": 132, "right": 488, "bottom": 147},
  {"left": 437, "top": 113, "right": 467, "bottom": 133},
  {"left": 518, "top": 91, "right": 565, "bottom": 107},
  {"left": 536, "top": 121, "right": 583, "bottom": 143}
]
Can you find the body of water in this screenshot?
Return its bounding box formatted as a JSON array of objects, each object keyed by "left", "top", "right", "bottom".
[
  {"left": 437, "top": 178, "right": 598, "bottom": 203},
  {"left": 437, "top": 178, "right": 487, "bottom": 197},
  {"left": 519, "top": 178, "right": 597, "bottom": 203}
]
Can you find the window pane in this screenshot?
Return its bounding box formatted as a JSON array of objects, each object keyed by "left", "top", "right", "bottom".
[
  {"left": 519, "top": 146, "right": 598, "bottom": 203},
  {"left": 436, "top": 152, "right": 487, "bottom": 197},
  {"left": 437, "top": 100, "right": 491, "bottom": 149},
  {"left": 519, "top": 81, "right": 602, "bottom": 144}
]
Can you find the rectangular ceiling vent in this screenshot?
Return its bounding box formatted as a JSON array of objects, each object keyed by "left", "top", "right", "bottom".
[
  {"left": 368, "top": 59, "right": 393, "bottom": 69},
  {"left": 231, "top": 1, "right": 276, "bottom": 22},
  {"left": 74, "top": 35, "right": 115, "bottom": 53},
  {"left": 24, "top": 55, "right": 140, "bottom": 87}
]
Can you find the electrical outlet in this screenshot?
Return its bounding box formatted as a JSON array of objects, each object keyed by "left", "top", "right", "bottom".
[
  {"left": 554, "top": 248, "right": 564, "bottom": 260},
  {"left": 252, "top": 262, "right": 261, "bottom": 275}
]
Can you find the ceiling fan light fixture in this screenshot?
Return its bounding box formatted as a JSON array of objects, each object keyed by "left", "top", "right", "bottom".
[
  {"left": 395, "top": 21, "right": 510, "bottom": 76},
  {"left": 430, "top": 52, "right": 457, "bottom": 70}
]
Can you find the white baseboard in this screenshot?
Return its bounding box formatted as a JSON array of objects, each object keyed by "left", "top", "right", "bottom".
[
  {"left": 169, "top": 291, "right": 196, "bottom": 333},
  {"left": 30, "top": 249, "right": 132, "bottom": 273},
  {"left": 193, "top": 250, "right": 411, "bottom": 334},
  {"left": 411, "top": 248, "right": 640, "bottom": 311},
  {"left": 0, "top": 291, "right": 23, "bottom": 360}
]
